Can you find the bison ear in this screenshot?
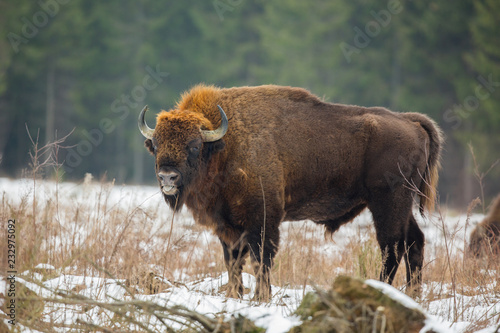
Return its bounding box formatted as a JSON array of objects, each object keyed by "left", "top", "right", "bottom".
[
  {"left": 144, "top": 139, "right": 155, "bottom": 155},
  {"left": 202, "top": 140, "right": 225, "bottom": 160},
  {"left": 211, "top": 139, "right": 225, "bottom": 154}
]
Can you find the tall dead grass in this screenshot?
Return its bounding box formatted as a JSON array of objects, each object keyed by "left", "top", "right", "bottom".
[{"left": 1, "top": 138, "right": 499, "bottom": 332}]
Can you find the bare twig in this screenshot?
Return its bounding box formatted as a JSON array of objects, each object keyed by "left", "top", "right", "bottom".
[
  {"left": 24, "top": 125, "right": 73, "bottom": 267},
  {"left": 469, "top": 143, "right": 500, "bottom": 213}
]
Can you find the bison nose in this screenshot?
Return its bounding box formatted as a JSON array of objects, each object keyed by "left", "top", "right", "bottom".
[{"left": 158, "top": 170, "right": 180, "bottom": 186}]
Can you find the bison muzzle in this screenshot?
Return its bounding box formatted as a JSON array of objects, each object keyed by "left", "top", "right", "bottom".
[{"left": 138, "top": 84, "right": 442, "bottom": 300}]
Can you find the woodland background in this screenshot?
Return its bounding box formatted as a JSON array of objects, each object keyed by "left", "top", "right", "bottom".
[{"left": 0, "top": 0, "right": 499, "bottom": 209}]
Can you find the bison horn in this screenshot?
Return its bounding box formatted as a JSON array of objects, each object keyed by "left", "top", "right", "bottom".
[
  {"left": 200, "top": 105, "right": 228, "bottom": 142},
  {"left": 138, "top": 105, "right": 155, "bottom": 140}
]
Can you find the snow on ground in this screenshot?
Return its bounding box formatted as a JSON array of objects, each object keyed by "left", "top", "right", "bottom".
[{"left": 1, "top": 177, "right": 499, "bottom": 332}]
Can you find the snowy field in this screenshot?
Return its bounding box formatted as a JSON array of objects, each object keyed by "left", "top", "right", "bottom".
[{"left": 0, "top": 177, "right": 499, "bottom": 332}]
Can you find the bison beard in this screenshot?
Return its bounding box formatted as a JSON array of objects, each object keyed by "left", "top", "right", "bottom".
[{"left": 139, "top": 84, "right": 443, "bottom": 301}]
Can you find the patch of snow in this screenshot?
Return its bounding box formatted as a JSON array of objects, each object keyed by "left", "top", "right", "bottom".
[
  {"left": 2, "top": 177, "right": 498, "bottom": 332},
  {"left": 366, "top": 280, "right": 455, "bottom": 333},
  {"left": 0, "top": 278, "right": 5, "bottom": 307},
  {"left": 366, "top": 279, "right": 423, "bottom": 311},
  {"left": 35, "top": 263, "right": 56, "bottom": 270}
]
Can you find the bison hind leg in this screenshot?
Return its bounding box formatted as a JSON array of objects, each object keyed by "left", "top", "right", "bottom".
[
  {"left": 369, "top": 191, "right": 415, "bottom": 287},
  {"left": 404, "top": 214, "right": 425, "bottom": 295}
]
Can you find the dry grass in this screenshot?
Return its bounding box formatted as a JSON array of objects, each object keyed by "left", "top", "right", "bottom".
[
  {"left": 1, "top": 140, "right": 499, "bottom": 332},
  {"left": 1, "top": 175, "right": 499, "bottom": 331}
]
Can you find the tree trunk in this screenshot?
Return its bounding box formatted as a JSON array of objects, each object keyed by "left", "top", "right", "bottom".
[{"left": 45, "top": 62, "right": 55, "bottom": 144}]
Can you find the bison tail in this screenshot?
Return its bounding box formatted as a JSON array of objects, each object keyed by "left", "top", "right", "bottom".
[{"left": 404, "top": 113, "right": 443, "bottom": 215}]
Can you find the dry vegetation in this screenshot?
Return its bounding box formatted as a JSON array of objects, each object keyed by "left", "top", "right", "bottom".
[
  {"left": 2, "top": 174, "right": 499, "bottom": 332},
  {"left": 1, "top": 140, "right": 499, "bottom": 332}
]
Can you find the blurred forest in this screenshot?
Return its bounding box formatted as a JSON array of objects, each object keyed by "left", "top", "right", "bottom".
[{"left": 0, "top": 0, "right": 499, "bottom": 209}]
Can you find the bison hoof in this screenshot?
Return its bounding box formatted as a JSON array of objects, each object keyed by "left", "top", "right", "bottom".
[
  {"left": 251, "top": 288, "right": 272, "bottom": 302},
  {"left": 219, "top": 283, "right": 249, "bottom": 299},
  {"left": 405, "top": 284, "right": 422, "bottom": 298}
]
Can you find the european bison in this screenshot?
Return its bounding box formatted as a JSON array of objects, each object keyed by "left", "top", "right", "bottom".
[
  {"left": 469, "top": 195, "right": 500, "bottom": 258},
  {"left": 138, "top": 84, "right": 442, "bottom": 300}
]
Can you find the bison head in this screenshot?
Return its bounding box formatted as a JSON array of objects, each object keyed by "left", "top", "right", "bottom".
[{"left": 138, "top": 105, "right": 228, "bottom": 209}]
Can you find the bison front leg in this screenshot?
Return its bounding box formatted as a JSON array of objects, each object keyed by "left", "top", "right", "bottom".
[
  {"left": 246, "top": 225, "right": 279, "bottom": 301},
  {"left": 220, "top": 238, "right": 249, "bottom": 298}
]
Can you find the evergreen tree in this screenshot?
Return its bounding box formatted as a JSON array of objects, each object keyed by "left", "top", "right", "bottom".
[
  {"left": 462, "top": 0, "right": 500, "bottom": 203},
  {"left": 0, "top": 0, "right": 498, "bottom": 206}
]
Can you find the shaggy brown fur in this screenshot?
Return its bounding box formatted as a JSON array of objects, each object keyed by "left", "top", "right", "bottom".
[
  {"left": 469, "top": 195, "right": 500, "bottom": 257},
  {"left": 141, "top": 84, "right": 443, "bottom": 300}
]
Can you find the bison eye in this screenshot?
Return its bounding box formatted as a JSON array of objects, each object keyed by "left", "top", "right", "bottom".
[{"left": 188, "top": 138, "right": 202, "bottom": 156}]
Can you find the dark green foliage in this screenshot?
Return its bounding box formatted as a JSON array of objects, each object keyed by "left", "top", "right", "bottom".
[{"left": 0, "top": 0, "right": 498, "bottom": 206}]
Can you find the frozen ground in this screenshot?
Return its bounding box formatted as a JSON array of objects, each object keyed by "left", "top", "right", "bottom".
[{"left": 0, "top": 177, "right": 498, "bottom": 332}]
